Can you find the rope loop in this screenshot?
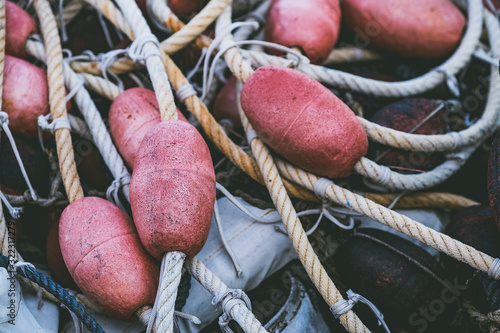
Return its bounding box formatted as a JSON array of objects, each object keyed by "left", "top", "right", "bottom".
[
  {"left": 1, "top": 112, "right": 38, "bottom": 200},
  {"left": 97, "top": 48, "right": 128, "bottom": 90},
  {"left": 0, "top": 190, "right": 23, "bottom": 219},
  {"left": 63, "top": 49, "right": 98, "bottom": 64},
  {"left": 489, "top": 258, "right": 500, "bottom": 280},
  {"left": 14, "top": 260, "right": 37, "bottom": 274},
  {"left": 128, "top": 33, "right": 160, "bottom": 65},
  {"left": 0, "top": 110, "right": 9, "bottom": 126},
  {"left": 106, "top": 173, "right": 131, "bottom": 211},
  {"left": 473, "top": 48, "right": 500, "bottom": 67},
  {"left": 65, "top": 78, "right": 86, "bottom": 103},
  {"left": 38, "top": 114, "right": 71, "bottom": 134},
  {"left": 330, "top": 290, "right": 390, "bottom": 333},
  {"left": 433, "top": 68, "right": 460, "bottom": 97},
  {"left": 212, "top": 288, "right": 252, "bottom": 333}
]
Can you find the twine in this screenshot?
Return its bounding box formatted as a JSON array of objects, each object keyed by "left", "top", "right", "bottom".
[
  {"left": 212, "top": 288, "right": 253, "bottom": 333},
  {"left": 330, "top": 290, "right": 390, "bottom": 333}
]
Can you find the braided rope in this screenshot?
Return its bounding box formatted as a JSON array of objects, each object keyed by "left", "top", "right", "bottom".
[
  {"left": 78, "top": 64, "right": 481, "bottom": 211},
  {"left": 154, "top": 252, "right": 185, "bottom": 332},
  {"left": 114, "top": 0, "right": 177, "bottom": 121},
  {"left": 148, "top": 0, "right": 212, "bottom": 50},
  {"left": 231, "top": 9, "right": 500, "bottom": 193},
  {"left": 153, "top": 0, "right": 228, "bottom": 55},
  {"left": 241, "top": 0, "right": 483, "bottom": 98},
  {"left": 25, "top": 39, "right": 131, "bottom": 203},
  {"left": 0, "top": 8, "right": 24, "bottom": 286},
  {"left": 363, "top": 192, "right": 479, "bottom": 210},
  {"left": 60, "top": 0, "right": 84, "bottom": 26},
  {"left": 242, "top": 109, "right": 370, "bottom": 332},
  {"left": 109, "top": 1, "right": 183, "bottom": 329},
  {"left": 239, "top": 19, "right": 498, "bottom": 156},
  {"left": 186, "top": 258, "right": 268, "bottom": 333},
  {"left": 78, "top": 72, "right": 123, "bottom": 100},
  {"left": 215, "top": 6, "right": 370, "bottom": 332},
  {"left": 464, "top": 302, "right": 500, "bottom": 332},
  {"left": 69, "top": 71, "right": 484, "bottom": 211},
  {"left": 68, "top": 0, "right": 219, "bottom": 76},
  {"left": 1, "top": 258, "right": 105, "bottom": 333},
  {"left": 161, "top": 53, "right": 317, "bottom": 202},
  {"left": 275, "top": 160, "right": 496, "bottom": 274},
  {"left": 34, "top": 0, "right": 83, "bottom": 203},
  {"left": 222, "top": 1, "right": 500, "bottom": 278}
]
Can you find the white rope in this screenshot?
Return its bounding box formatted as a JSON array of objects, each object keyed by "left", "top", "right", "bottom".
[
  {"left": 139, "top": 305, "right": 201, "bottom": 328},
  {"left": 473, "top": 48, "right": 500, "bottom": 67},
  {"left": 0, "top": 191, "right": 23, "bottom": 219},
  {"left": 98, "top": 49, "right": 127, "bottom": 90},
  {"left": 106, "top": 174, "right": 131, "bottom": 212},
  {"left": 433, "top": 68, "right": 461, "bottom": 97},
  {"left": 330, "top": 290, "right": 390, "bottom": 333},
  {"left": 148, "top": 251, "right": 185, "bottom": 333},
  {"left": 128, "top": 33, "right": 161, "bottom": 65},
  {"left": 238, "top": 0, "right": 483, "bottom": 98},
  {"left": 58, "top": 0, "right": 68, "bottom": 42},
  {"left": 304, "top": 206, "right": 357, "bottom": 236},
  {"left": 0, "top": 112, "right": 38, "bottom": 200},
  {"left": 214, "top": 199, "right": 243, "bottom": 277},
  {"left": 386, "top": 192, "right": 407, "bottom": 210},
  {"left": 203, "top": 38, "right": 309, "bottom": 100},
  {"left": 146, "top": 0, "right": 172, "bottom": 33},
  {"left": 176, "top": 84, "right": 197, "bottom": 102},
  {"left": 97, "top": 11, "right": 115, "bottom": 49},
  {"left": 65, "top": 78, "right": 85, "bottom": 103},
  {"left": 201, "top": 21, "right": 260, "bottom": 100},
  {"left": 488, "top": 258, "right": 500, "bottom": 279},
  {"left": 186, "top": 48, "right": 208, "bottom": 82},
  {"left": 212, "top": 288, "right": 253, "bottom": 333},
  {"left": 215, "top": 183, "right": 280, "bottom": 223},
  {"left": 37, "top": 114, "right": 71, "bottom": 134}
]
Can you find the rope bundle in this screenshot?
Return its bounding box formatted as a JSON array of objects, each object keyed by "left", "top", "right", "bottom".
[{"left": 0, "top": 0, "right": 499, "bottom": 332}]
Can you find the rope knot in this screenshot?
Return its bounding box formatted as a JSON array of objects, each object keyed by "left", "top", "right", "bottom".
[
  {"left": 330, "top": 290, "right": 390, "bottom": 332},
  {"left": 106, "top": 174, "right": 131, "bottom": 211},
  {"left": 128, "top": 34, "right": 160, "bottom": 65},
  {"left": 313, "top": 177, "right": 334, "bottom": 202},
  {"left": 14, "top": 260, "right": 37, "bottom": 274},
  {"left": 0, "top": 190, "right": 23, "bottom": 219},
  {"left": 38, "top": 114, "right": 71, "bottom": 134},
  {"left": 0, "top": 111, "right": 9, "bottom": 126},
  {"left": 176, "top": 84, "right": 197, "bottom": 102},
  {"left": 97, "top": 49, "right": 128, "bottom": 90},
  {"left": 212, "top": 288, "right": 252, "bottom": 333}
]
